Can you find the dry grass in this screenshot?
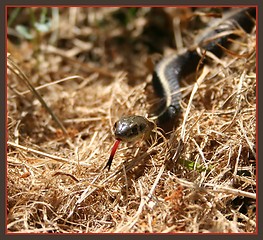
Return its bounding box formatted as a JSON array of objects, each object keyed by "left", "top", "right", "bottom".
[{"left": 7, "top": 7, "right": 256, "bottom": 233}]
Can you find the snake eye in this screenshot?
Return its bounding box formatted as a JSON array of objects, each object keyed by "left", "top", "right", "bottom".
[
  {"left": 127, "top": 124, "right": 139, "bottom": 137},
  {"left": 139, "top": 123, "right": 146, "bottom": 132},
  {"left": 132, "top": 124, "right": 139, "bottom": 135}
]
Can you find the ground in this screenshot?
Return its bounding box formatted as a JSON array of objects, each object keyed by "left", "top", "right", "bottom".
[{"left": 7, "top": 7, "right": 256, "bottom": 233}]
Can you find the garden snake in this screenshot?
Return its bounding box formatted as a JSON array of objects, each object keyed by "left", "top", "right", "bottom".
[{"left": 104, "top": 7, "right": 256, "bottom": 170}]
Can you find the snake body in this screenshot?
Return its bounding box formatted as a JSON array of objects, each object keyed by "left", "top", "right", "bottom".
[
  {"left": 152, "top": 7, "right": 256, "bottom": 129},
  {"left": 105, "top": 7, "right": 256, "bottom": 170}
]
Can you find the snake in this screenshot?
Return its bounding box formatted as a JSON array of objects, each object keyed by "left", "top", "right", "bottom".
[{"left": 104, "top": 7, "right": 256, "bottom": 170}]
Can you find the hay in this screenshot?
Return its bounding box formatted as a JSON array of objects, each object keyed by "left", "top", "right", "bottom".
[{"left": 7, "top": 7, "right": 256, "bottom": 233}]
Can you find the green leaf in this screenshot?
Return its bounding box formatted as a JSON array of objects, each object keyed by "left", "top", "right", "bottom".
[
  {"left": 15, "top": 25, "right": 34, "bottom": 40},
  {"left": 34, "top": 21, "right": 51, "bottom": 33},
  {"left": 179, "top": 158, "right": 210, "bottom": 172}
]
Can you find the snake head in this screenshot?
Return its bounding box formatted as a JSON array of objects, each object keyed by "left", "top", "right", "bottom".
[
  {"left": 113, "top": 115, "right": 155, "bottom": 142},
  {"left": 104, "top": 115, "right": 155, "bottom": 170}
]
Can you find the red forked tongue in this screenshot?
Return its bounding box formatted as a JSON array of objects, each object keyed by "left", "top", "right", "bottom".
[{"left": 104, "top": 139, "right": 121, "bottom": 170}]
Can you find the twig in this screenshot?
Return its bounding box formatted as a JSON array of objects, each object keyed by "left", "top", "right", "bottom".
[
  {"left": 7, "top": 141, "right": 90, "bottom": 167},
  {"left": 7, "top": 55, "right": 68, "bottom": 136}
]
